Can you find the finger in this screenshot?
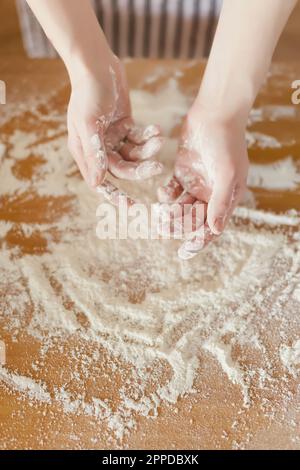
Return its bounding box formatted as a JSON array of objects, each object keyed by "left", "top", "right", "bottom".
[
  {"left": 127, "top": 124, "right": 161, "bottom": 145},
  {"left": 81, "top": 121, "right": 108, "bottom": 188},
  {"left": 158, "top": 200, "right": 205, "bottom": 238},
  {"left": 157, "top": 176, "right": 184, "bottom": 203},
  {"left": 67, "top": 127, "right": 89, "bottom": 183},
  {"left": 119, "top": 136, "right": 163, "bottom": 162},
  {"left": 160, "top": 191, "right": 196, "bottom": 220},
  {"left": 96, "top": 181, "right": 135, "bottom": 207},
  {"left": 108, "top": 150, "right": 163, "bottom": 180},
  {"left": 156, "top": 191, "right": 196, "bottom": 236},
  {"left": 207, "top": 176, "right": 241, "bottom": 235},
  {"left": 178, "top": 224, "right": 217, "bottom": 260},
  {"left": 174, "top": 164, "right": 211, "bottom": 202},
  {"left": 105, "top": 118, "right": 131, "bottom": 149},
  {"left": 173, "top": 201, "right": 207, "bottom": 236}
]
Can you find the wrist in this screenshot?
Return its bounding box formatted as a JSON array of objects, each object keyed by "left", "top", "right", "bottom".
[
  {"left": 64, "top": 39, "right": 117, "bottom": 89},
  {"left": 194, "top": 71, "right": 256, "bottom": 128},
  {"left": 187, "top": 100, "right": 247, "bottom": 136}
]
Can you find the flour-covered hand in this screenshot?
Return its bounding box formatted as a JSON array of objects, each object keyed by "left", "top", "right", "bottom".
[
  {"left": 158, "top": 109, "right": 249, "bottom": 259},
  {"left": 67, "top": 57, "right": 163, "bottom": 193}
]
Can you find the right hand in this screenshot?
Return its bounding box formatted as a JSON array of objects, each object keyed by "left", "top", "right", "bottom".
[{"left": 67, "top": 56, "right": 163, "bottom": 199}]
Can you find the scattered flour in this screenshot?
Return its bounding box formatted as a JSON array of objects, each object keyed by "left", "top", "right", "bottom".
[
  {"left": 131, "top": 78, "right": 190, "bottom": 136},
  {"left": 249, "top": 105, "right": 298, "bottom": 124},
  {"left": 248, "top": 157, "right": 300, "bottom": 190},
  {"left": 143, "top": 66, "right": 170, "bottom": 85},
  {"left": 280, "top": 341, "right": 300, "bottom": 377},
  {"left": 246, "top": 132, "right": 282, "bottom": 149},
  {"left": 0, "top": 77, "right": 299, "bottom": 447},
  {"left": 234, "top": 207, "right": 299, "bottom": 226},
  {"left": 0, "top": 367, "right": 51, "bottom": 403},
  {"left": 0, "top": 221, "right": 13, "bottom": 238},
  {"left": 203, "top": 337, "right": 250, "bottom": 406}
]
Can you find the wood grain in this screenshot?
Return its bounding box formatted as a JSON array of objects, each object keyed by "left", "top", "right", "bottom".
[{"left": 0, "top": 59, "right": 299, "bottom": 450}]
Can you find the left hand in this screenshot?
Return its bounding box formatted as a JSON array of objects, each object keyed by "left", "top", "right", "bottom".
[{"left": 158, "top": 107, "right": 249, "bottom": 259}]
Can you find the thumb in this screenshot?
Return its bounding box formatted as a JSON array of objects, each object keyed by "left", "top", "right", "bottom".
[
  {"left": 207, "top": 176, "right": 238, "bottom": 235},
  {"left": 82, "top": 120, "right": 108, "bottom": 188}
]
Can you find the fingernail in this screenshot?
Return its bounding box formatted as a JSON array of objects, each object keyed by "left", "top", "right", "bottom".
[
  {"left": 178, "top": 245, "right": 198, "bottom": 260},
  {"left": 142, "top": 125, "right": 160, "bottom": 140},
  {"left": 96, "top": 184, "right": 122, "bottom": 204},
  {"left": 136, "top": 161, "right": 163, "bottom": 179},
  {"left": 212, "top": 215, "right": 226, "bottom": 235},
  {"left": 130, "top": 124, "right": 159, "bottom": 142},
  {"left": 183, "top": 238, "right": 204, "bottom": 252},
  {"left": 130, "top": 137, "right": 162, "bottom": 160},
  {"left": 96, "top": 182, "right": 115, "bottom": 196},
  {"left": 177, "top": 237, "right": 203, "bottom": 261}
]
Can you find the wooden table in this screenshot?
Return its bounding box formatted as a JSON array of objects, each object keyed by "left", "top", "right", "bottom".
[{"left": 0, "top": 58, "right": 299, "bottom": 450}]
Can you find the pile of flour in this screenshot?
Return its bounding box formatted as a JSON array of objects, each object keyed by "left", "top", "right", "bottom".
[{"left": 0, "top": 77, "right": 299, "bottom": 447}]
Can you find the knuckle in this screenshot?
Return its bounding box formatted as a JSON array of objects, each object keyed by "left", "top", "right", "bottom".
[{"left": 217, "top": 201, "right": 230, "bottom": 214}]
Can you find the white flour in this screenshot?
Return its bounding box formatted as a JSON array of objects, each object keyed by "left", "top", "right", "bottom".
[
  {"left": 249, "top": 105, "right": 298, "bottom": 124},
  {"left": 234, "top": 207, "right": 299, "bottom": 226},
  {"left": 0, "top": 367, "right": 51, "bottom": 403},
  {"left": 131, "top": 79, "right": 190, "bottom": 136},
  {"left": 246, "top": 132, "right": 283, "bottom": 149},
  {"left": 280, "top": 341, "right": 300, "bottom": 377},
  {"left": 0, "top": 77, "right": 299, "bottom": 447},
  {"left": 248, "top": 157, "right": 300, "bottom": 190}
]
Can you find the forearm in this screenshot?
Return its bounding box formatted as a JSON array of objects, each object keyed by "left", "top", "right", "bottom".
[
  {"left": 26, "top": 0, "right": 114, "bottom": 84},
  {"left": 196, "top": 0, "right": 298, "bottom": 124}
]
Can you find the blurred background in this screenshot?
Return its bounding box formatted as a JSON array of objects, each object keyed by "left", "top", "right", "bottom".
[{"left": 0, "top": 0, "right": 299, "bottom": 61}]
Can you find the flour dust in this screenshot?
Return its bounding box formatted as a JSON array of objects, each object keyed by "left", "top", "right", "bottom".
[{"left": 0, "top": 76, "right": 299, "bottom": 448}]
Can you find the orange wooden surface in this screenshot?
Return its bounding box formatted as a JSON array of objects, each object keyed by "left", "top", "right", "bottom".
[{"left": 0, "top": 59, "right": 299, "bottom": 450}]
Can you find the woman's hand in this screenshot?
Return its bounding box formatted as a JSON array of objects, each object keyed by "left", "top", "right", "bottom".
[
  {"left": 67, "top": 56, "right": 163, "bottom": 191},
  {"left": 26, "top": 1, "right": 163, "bottom": 198},
  {"left": 156, "top": 0, "right": 297, "bottom": 260},
  {"left": 158, "top": 107, "right": 249, "bottom": 260}
]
